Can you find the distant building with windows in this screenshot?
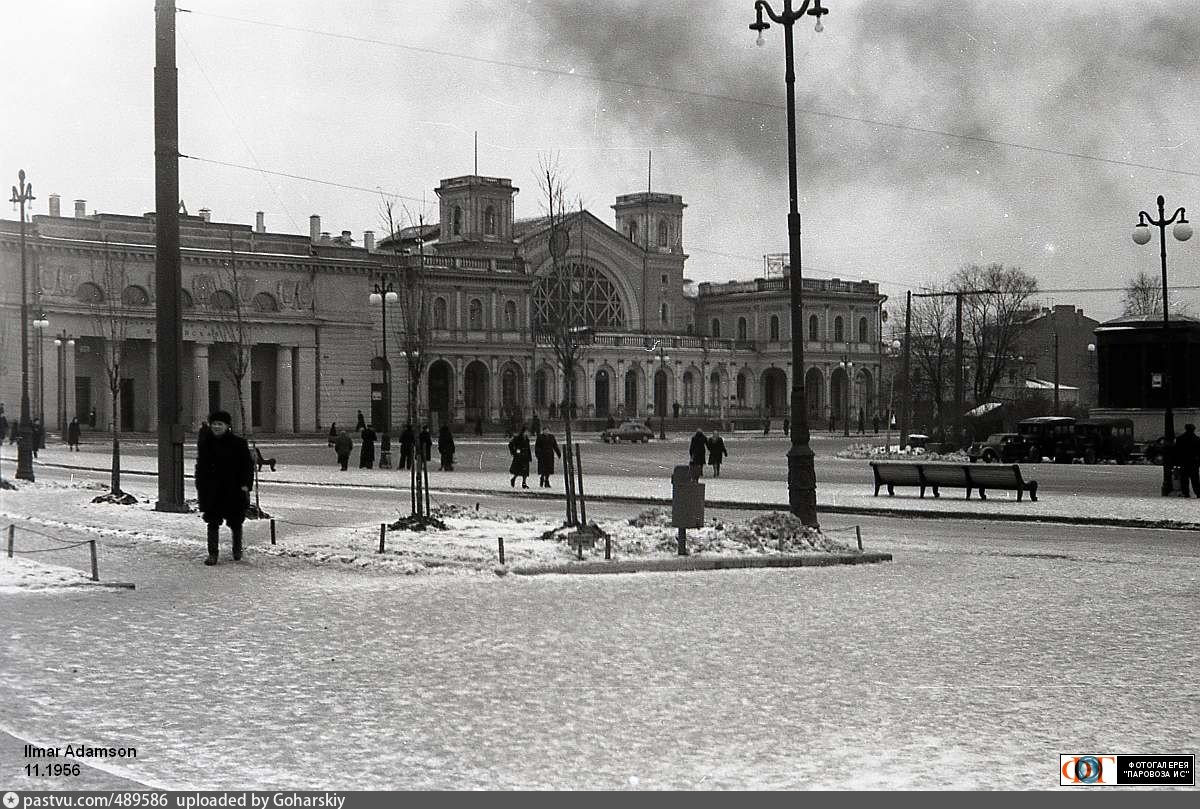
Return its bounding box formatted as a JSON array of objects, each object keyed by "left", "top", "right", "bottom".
[{"left": 0, "top": 174, "right": 886, "bottom": 435}]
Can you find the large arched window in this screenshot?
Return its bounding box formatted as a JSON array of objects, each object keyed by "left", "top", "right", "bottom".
[
  {"left": 532, "top": 261, "right": 627, "bottom": 330},
  {"left": 121, "top": 285, "right": 149, "bottom": 306},
  {"left": 628, "top": 220, "right": 638, "bottom": 243},
  {"left": 711, "top": 318, "right": 721, "bottom": 338},
  {"left": 468, "top": 298, "right": 484, "bottom": 330},
  {"left": 657, "top": 219, "right": 669, "bottom": 248},
  {"left": 211, "top": 290, "right": 236, "bottom": 311},
  {"left": 770, "top": 315, "right": 780, "bottom": 341},
  {"left": 76, "top": 282, "right": 105, "bottom": 304},
  {"left": 484, "top": 206, "right": 496, "bottom": 236},
  {"left": 858, "top": 316, "right": 868, "bottom": 343},
  {"left": 808, "top": 314, "right": 819, "bottom": 341},
  {"left": 253, "top": 292, "right": 278, "bottom": 313},
  {"left": 433, "top": 296, "right": 447, "bottom": 329},
  {"left": 452, "top": 206, "right": 463, "bottom": 236},
  {"left": 503, "top": 299, "right": 517, "bottom": 330},
  {"left": 737, "top": 317, "right": 748, "bottom": 340},
  {"left": 834, "top": 316, "right": 844, "bottom": 342}
]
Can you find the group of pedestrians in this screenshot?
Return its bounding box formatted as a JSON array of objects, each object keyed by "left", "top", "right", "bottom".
[
  {"left": 1174, "top": 423, "right": 1200, "bottom": 497},
  {"left": 506, "top": 425, "right": 562, "bottom": 489},
  {"left": 329, "top": 416, "right": 453, "bottom": 473},
  {"left": 688, "top": 428, "right": 728, "bottom": 480}
]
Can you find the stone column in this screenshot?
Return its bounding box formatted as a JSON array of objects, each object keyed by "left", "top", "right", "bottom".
[
  {"left": 192, "top": 343, "right": 210, "bottom": 429},
  {"left": 242, "top": 349, "right": 254, "bottom": 433},
  {"left": 64, "top": 341, "right": 78, "bottom": 430},
  {"left": 147, "top": 341, "right": 158, "bottom": 432},
  {"left": 295, "top": 345, "right": 316, "bottom": 432},
  {"left": 489, "top": 357, "right": 500, "bottom": 421},
  {"left": 276, "top": 345, "right": 295, "bottom": 433}
]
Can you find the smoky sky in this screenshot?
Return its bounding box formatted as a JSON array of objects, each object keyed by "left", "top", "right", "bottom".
[{"left": 476, "top": 0, "right": 1197, "bottom": 197}]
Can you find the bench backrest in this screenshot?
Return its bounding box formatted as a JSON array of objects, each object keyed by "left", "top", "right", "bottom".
[
  {"left": 870, "top": 462, "right": 924, "bottom": 484},
  {"left": 919, "top": 464, "right": 971, "bottom": 485},
  {"left": 967, "top": 464, "right": 1024, "bottom": 485}
]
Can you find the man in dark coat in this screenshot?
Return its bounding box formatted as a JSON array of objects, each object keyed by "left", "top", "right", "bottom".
[
  {"left": 689, "top": 429, "right": 707, "bottom": 481},
  {"left": 328, "top": 423, "right": 338, "bottom": 447},
  {"left": 398, "top": 423, "right": 415, "bottom": 469},
  {"left": 31, "top": 419, "right": 43, "bottom": 457},
  {"left": 419, "top": 425, "right": 433, "bottom": 463},
  {"left": 534, "top": 427, "right": 561, "bottom": 488},
  {"left": 355, "top": 410, "right": 366, "bottom": 431},
  {"left": 508, "top": 427, "right": 532, "bottom": 488},
  {"left": 1177, "top": 423, "right": 1200, "bottom": 498},
  {"left": 195, "top": 410, "right": 253, "bottom": 566},
  {"left": 67, "top": 417, "right": 82, "bottom": 451},
  {"left": 359, "top": 424, "right": 377, "bottom": 469},
  {"left": 783, "top": 417, "right": 790, "bottom": 436},
  {"left": 334, "top": 430, "right": 353, "bottom": 471},
  {"left": 707, "top": 430, "right": 729, "bottom": 478},
  {"left": 438, "top": 424, "right": 456, "bottom": 471},
  {"left": 673, "top": 401, "right": 680, "bottom": 420}
]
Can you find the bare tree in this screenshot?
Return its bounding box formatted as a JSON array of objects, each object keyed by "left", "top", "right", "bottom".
[
  {"left": 1121, "top": 271, "right": 1192, "bottom": 317},
  {"left": 88, "top": 240, "right": 132, "bottom": 498},
  {"left": 954, "top": 263, "right": 1039, "bottom": 404},
  {"left": 909, "top": 289, "right": 955, "bottom": 440},
  {"left": 380, "top": 200, "right": 431, "bottom": 427},
  {"left": 533, "top": 155, "right": 590, "bottom": 527}
]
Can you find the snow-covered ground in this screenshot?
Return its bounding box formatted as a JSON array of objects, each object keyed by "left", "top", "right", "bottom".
[
  {"left": 0, "top": 474, "right": 860, "bottom": 586},
  {"left": 0, "top": 554, "right": 98, "bottom": 592}
]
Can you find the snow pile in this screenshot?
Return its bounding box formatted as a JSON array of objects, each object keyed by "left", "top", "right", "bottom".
[
  {"left": 0, "top": 554, "right": 97, "bottom": 592},
  {"left": 722, "top": 512, "right": 857, "bottom": 553},
  {"left": 609, "top": 506, "right": 858, "bottom": 557},
  {"left": 836, "top": 443, "right": 969, "bottom": 462}
]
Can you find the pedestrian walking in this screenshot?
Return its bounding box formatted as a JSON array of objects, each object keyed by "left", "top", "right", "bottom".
[
  {"left": 783, "top": 417, "right": 790, "bottom": 436},
  {"left": 334, "top": 429, "right": 353, "bottom": 471},
  {"left": 829, "top": 412, "right": 836, "bottom": 433},
  {"left": 858, "top": 408, "right": 866, "bottom": 435},
  {"left": 763, "top": 418, "right": 770, "bottom": 436},
  {"left": 1176, "top": 423, "right": 1200, "bottom": 498},
  {"left": 873, "top": 414, "right": 880, "bottom": 434},
  {"left": 31, "top": 419, "right": 43, "bottom": 458},
  {"left": 707, "top": 430, "right": 728, "bottom": 478},
  {"left": 419, "top": 425, "right": 433, "bottom": 464},
  {"left": 534, "top": 426, "right": 561, "bottom": 488},
  {"left": 328, "top": 422, "right": 338, "bottom": 447},
  {"left": 689, "top": 429, "right": 707, "bottom": 481},
  {"left": 194, "top": 410, "right": 253, "bottom": 566},
  {"left": 67, "top": 417, "right": 82, "bottom": 451},
  {"left": 508, "top": 427, "right": 532, "bottom": 488},
  {"left": 359, "top": 424, "right": 377, "bottom": 469},
  {"left": 398, "top": 423, "right": 415, "bottom": 470},
  {"left": 673, "top": 401, "right": 680, "bottom": 420},
  {"left": 88, "top": 407, "right": 97, "bottom": 428},
  {"left": 355, "top": 410, "right": 366, "bottom": 431},
  {"left": 438, "top": 424, "right": 456, "bottom": 471}
]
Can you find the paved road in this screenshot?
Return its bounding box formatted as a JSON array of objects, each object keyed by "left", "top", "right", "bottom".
[
  {"left": 3, "top": 463, "right": 1197, "bottom": 789},
  {"left": 87, "top": 431, "right": 1170, "bottom": 500}
]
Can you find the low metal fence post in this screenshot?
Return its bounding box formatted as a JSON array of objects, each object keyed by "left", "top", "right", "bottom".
[{"left": 89, "top": 539, "right": 99, "bottom": 582}]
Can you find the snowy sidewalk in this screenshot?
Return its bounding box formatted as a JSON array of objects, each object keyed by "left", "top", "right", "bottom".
[{"left": 25, "top": 445, "right": 1200, "bottom": 530}]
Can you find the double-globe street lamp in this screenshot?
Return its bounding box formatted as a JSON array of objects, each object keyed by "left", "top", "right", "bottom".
[
  {"left": 369, "top": 279, "right": 398, "bottom": 468},
  {"left": 33, "top": 311, "right": 49, "bottom": 447},
  {"left": 749, "top": 0, "right": 828, "bottom": 527},
  {"left": 838, "top": 356, "right": 854, "bottom": 437},
  {"left": 1131, "top": 194, "right": 1191, "bottom": 496},
  {"left": 9, "top": 169, "right": 35, "bottom": 481},
  {"left": 54, "top": 331, "right": 76, "bottom": 434}
]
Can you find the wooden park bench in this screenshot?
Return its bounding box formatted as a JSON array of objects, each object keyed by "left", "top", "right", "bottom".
[
  {"left": 870, "top": 461, "right": 1038, "bottom": 502},
  {"left": 254, "top": 446, "right": 277, "bottom": 473}
]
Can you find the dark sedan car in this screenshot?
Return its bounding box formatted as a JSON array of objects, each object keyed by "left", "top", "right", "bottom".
[{"left": 968, "top": 433, "right": 1028, "bottom": 463}]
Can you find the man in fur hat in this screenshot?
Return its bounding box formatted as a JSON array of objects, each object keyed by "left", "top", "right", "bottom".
[{"left": 194, "top": 410, "right": 253, "bottom": 565}]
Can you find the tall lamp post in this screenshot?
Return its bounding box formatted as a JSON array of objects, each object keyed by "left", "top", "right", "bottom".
[
  {"left": 54, "top": 331, "right": 75, "bottom": 433},
  {"left": 838, "top": 356, "right": 853, "bottom": 437},
  {"left": 749, "top": 0, "right": 827, "bottom": 527},
  {"left": 884, "top": 339, "right": 901, "bottom": 452},
  {"left": 33, "top": 312, "right": 49, "bottom": 445},
  {"left": 1132, "top": 194, "right": 1191, "bottom": 496},
  {"left": 9, "top": 169, "right": 36, "bottom": 481},
  {"left": 369, "top": 279, "right": 398, "bottom": 467}
]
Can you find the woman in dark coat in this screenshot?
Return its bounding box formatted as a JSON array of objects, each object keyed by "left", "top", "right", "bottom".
[
  {"left": 359, "top": 424, "right": 377, "bottom": 469},
  {"left": 508, "top": 428, "right": 532, "bottom": 488},
  {"left": 707, "top": 430, "right": 728, "bottom": 478},
  {"left": 328, "top": 422, "right": 338, "bottom": 447},
  {"left": 67, "top": 417, "right": 82, "bottom": 451},
  {"left": 688, "top": 429, "right": 708, "bottom": 480},
  {"left": 437, "top": 425, "right": 455, "bottom": 471},
  {"left": 534, "top": 427, "right": 561, "bottom": 488},
  {"left": 398, "top": 424, "right": 415, "bottom": 469},
  {"left": 334, "top": 430, "right": 353, "bottom": 471},
  {"left": 194, "top": 410, "right": 253, "bottom": 566},
  {"left": 419, "top": 425, "right": 433, "bottom": 463}
]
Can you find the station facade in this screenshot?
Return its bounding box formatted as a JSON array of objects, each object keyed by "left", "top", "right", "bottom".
[{"left": 0, "top": 174, "right": 885, "bottom": 435}]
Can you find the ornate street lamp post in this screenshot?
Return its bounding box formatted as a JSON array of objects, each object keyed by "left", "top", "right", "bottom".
[
  {"left": 839, "top": 356, "right": 854, "bottom": 437},
  {"left": 749, "top": 0, "right": 827, "bottom": 527},
  {"left": 9, "top": 169, "right": 36, "bottom": 481},
  {"left": 1132, "top": 194, "right": 1191, "bottom": 496},
  {"left": 54, "top": 331, "right": 76, "bottom": 434},
  {"left": 33, "top": 312, "right": 49, "bottom": 446},
  {"left": 370, "top": 279, "right": 399, "bottom": 467}
]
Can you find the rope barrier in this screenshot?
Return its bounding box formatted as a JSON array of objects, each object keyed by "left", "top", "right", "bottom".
[{"left": 11, "top": 542, "right": 95, "bottom": 554}]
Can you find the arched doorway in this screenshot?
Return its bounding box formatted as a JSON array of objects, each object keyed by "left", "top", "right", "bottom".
[
  {"left": 762, "top": 368, "right": 787, "bottom": 417},
  {"left": 595, "top": 369, "right": 610, "bottom": 418},
  {"left": 464, "top": 360, "right": 490, "bottom": 424},
  {"left": 500, "top": 363, "right": 522, "bottom": 424},
  {"left": 805, "top": 367, "right": 824, "bottom": 422},
  {"left": 830, "top": 367, "right": 849, "bottom": 426},
  {"left": 533, "top": 367, "right": 550, "bottom": 411},
  {"left": 654, "top": 369, "right": 668, "bottom": 418},
  {"left": 427, "top": 360, "right": 453, "bottom": 425},
  {"left": 624, "top": 368, "right": 639, "bottom": 415},
  {"left": 709, "top": 370, "right": 721, "bottom": 412}
]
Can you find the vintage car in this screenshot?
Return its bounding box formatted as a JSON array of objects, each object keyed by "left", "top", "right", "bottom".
[
  {"left": 600, "top": 419, "right": 655, "bottom": 444},
  {"left": 1073, "top": 418, "right": 1135, "bottom": 464},
  {"left": 967, "top": 433, "right": 1028, "bottom": 463},
  {"left": 1017, "top": 416, "right": 1077, "bottom": 463}
]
